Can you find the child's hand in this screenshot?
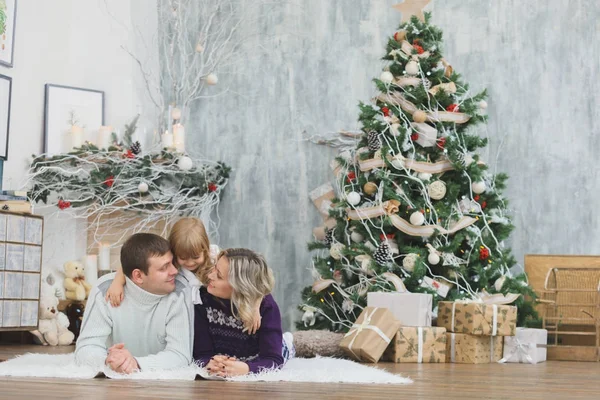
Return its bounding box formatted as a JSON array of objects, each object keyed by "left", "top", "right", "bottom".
[
  {"left": 105, "top": 281, "right": 124, "bottom": 307},
  {"left": 244, "top": 300, "right": 262, "bottom": 334}
]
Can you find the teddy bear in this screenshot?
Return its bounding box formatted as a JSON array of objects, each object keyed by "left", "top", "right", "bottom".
[
  {"left": 30, "top": 291, "right": 75, "bottom": 346},
  {"left": 63, "top": 260, "right": 92, "bottom": 301}
]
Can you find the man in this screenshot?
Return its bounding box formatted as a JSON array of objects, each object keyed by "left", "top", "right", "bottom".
[{"left": 75, "top": 233, "right": 192, "bottom": 373}]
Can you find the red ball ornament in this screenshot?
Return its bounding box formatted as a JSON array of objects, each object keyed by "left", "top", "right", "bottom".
[
  {"left": 474, "top": 195, "right": 480, "bottom": 201},
  {"left": 410, "top": 132, "right": 419, "bottom": 141},
  {"left": 479, "top": 247, "right": 490, "bottom": 260},
  {"left": 446, "top": 104, "right": 459, "bottom": 112},
  {"left": 437, "top": 137, "right": 446, "bottom": 150},
  {"left": 413, "top": 44, "right": 425, "bottom": 54},
  {"left": 382, "top": 107, "right": 390, "bottom": 117},
  {"left": 346, "top": 171, "right": 356, "bottom": 183},
  {"left": 58, "top": 199, "right": 71, "bottom": 210},
  {"left": 104, "top": 176, "right": 115, "bottom": 188},
  {"left": 208, "top": 183, "right": 218, "bottom": 192}
]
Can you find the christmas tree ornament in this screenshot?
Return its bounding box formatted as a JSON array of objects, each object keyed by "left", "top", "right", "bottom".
[
  {"left": 363, "top": 182, "right": 378, "bottom": 196},
  {"left": 206, "top": 73, "right": 218, "bottom": 85},
  {"left": 390, "top": 123, "right": 401, "bottom": 136},
  {"left": 125, "top": 149, "right": 135, "bottom": 159},
  {"left": 427, "top": 180, "right": 447, "bottom": 200},
  {"left": 373, "top": 241, "right": 392, "bottom": 266},
  {"left": 393, "top": 30, "right": 407, "bottom": 42},
  {"left": 463, "top": 154, "right": 474, "bottom": 166},
  {"left": 355, "top": 254, "right": 375, "bottom": 275},
  {"left": 380, "top": 71, "right": 394, "bottom": 84},
  {"left": 57, "top": 199, "right": 71, "bottom": 210},
  {"left": 330, "top": 243, "right": 345, "bottom": 260},
  {"left": 412, "top": 122, "right": 437, "bottom": 147},
  {"left": 171, "top": 108, "right": 182, "bottom": 120},
  {"left": 446, "top": 103, "right": 459, "bottom": 112},
  {"left": 418, "top": 172, "right": 432, "bottom": 181},
  {"left": 130, "top": 141, "right": 141, "bottom": 155},
  {"left": 301, "top": 306, "right": 317, "bottom": 327},
  {"left": 405, "top": 60, "right": 419, "bottom": 75},
  {"left": 392, "top": 0, "right": 431, "bottom": 23},
  {"left": 138, "top": 182, "right": 149, "bottom": 193},
  {"left": 381, "top": 107, "right": 391, "bottom": 117},
  {"left": 391, "top": 155, "right": 404, "bottom": 169},
  {"left": 479, "top": 247, "right": 490, "bottom": 260},
  {"left": 479, "top": 100, "right": 488, "bottom": 109},
  {"left": 195, "top": 43, "right": 204, "bottom": 53},
  {"left": 410, "top": 211, "right": 425, "bottom": 226},
  {"left": 472, "top": 181, "right": 486, "bottom": 194},
  {"left": 350, "top": 230, "right": 364, "bottom": 243},
  {"left": 346, "top": 191, "right": 361, "bottom": 206},
  {"left": 323, "top": 229, "right": 334, "bottom": 246},
  {"left": 333, "top": 269, "right": 343, "bottom": 284},
  {"left": 342, "top": 298, "right": 356, "bottom": 312},
  {"left": 104, "top": 176, "right": 115, "bottom": 188},
  {"left": 178, "top": 156, "right": 194, "bottom": 171},
  {"left": 436, "top": 137, "right": 446, "bottom": 150},
  {"left": 494, "top": 275, "right": 507, "bottom": 291},
  {"left": 428, "top": 252, "right": 440, "bottom": 265},
  {"left": 412, "top": 110, "right": 427, "bottom": 123},
  {"left": 410, "top": 132, "right": 419, "bottom": 141},
  {"left": 346, "top": 171, "right": 356, "bottom": 183},
  {"left": 208, "top": 183, "right": 218, "bottom": 192},
  {"left": 367, "top": 131, "right": 381, "bottom": 151},
  {"left": 402, "top": 253, "right": 419, "bottom": 272}
]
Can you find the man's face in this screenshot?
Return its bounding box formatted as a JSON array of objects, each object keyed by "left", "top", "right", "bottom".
[{"left": 138, "top": 251, "right": 178, "bottom": 295}]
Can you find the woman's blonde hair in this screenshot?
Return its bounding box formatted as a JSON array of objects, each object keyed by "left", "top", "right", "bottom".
[
  {"left": 169, "top": 218, "right": 212, "bottom": 282},
  {"left": 219, "top": 248, "right": 274, "bottom": 331}
]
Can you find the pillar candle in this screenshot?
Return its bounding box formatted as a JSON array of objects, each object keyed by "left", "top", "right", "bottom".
[
  {"left": 84, "top": 255, "right": 98, "bottom": 286},
  {"left": 97, "top": 126, "right": 113, "bottom": 150},
  {"left": 162, "top": 130, "right": 174, "bottom": 149},
  {"left": 98, "top": 243, "right": 111, "bottom": 271},
  {"left": 70, "top": 125, "right": 83, "bottom": 149},
  {"left": 173, "top": 123, "right": 185, "bottom": 153}
]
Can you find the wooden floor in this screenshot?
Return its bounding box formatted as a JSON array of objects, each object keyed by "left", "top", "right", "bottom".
[{"left": 0, "top": 345, "right": 599, "bottom": 399}]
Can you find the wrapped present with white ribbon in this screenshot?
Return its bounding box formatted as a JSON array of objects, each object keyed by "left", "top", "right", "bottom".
[
  {"left": 446, "top": 333, "right": 504, "bottom": 364},
  {"left": 500, "top": 327, "right": 547, "bottom": 364},
  {"left": 437, "top": 300, "right": 517, "bottom": 336},
  {"left": 367, "top": 292, "right": 433, "bottom": 327},
  {"left": 383, "top": 326, "right": 446, "bottom": 363},
  {"left": 339, "top": 307, "right": 401, "bottom": 363}
]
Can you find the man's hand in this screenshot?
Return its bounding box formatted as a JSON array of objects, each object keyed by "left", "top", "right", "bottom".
[
  {"left": 106, "top": 343, "right": 139, "bottom": 374},
  {"left": 212, "top": 359, "right": 250, "bottom": 377}
]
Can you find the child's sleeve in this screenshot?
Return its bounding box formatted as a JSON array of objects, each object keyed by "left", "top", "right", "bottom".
[{"left": 245, "top": 297, "right": 284, "bottom": 373}]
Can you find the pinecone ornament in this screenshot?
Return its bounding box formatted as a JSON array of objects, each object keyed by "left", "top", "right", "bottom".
[
  {"left": 323, "top": 229, "right": 334, "bottom": 246},
  {"left": 367, "top": 131, "right": 381, "bottom": 151},
  {"left": 130, "top": 141, "right": 142, "bottom": 155},
  {"left": 373, "top": 241, "right": 392, "bottom": 266}
]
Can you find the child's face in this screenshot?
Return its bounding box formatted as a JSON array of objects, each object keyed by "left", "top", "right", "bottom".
[
  {"left": 206, "top": 256, "right": 233, "bottom": 299},
  {"left": 177, "top": 254, "right": 206, "bottom": 272}
]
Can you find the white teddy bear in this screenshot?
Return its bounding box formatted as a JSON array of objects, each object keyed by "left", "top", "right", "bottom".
[{"left": 31, "top": 290, "right": 75, "bottom": 346}]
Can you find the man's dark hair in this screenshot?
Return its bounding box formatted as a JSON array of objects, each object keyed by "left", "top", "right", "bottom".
[{"left": 120, "top": 233, "right": 171, "bottom": 278}]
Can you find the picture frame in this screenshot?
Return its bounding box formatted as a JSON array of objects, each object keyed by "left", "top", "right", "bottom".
[
  {"left": 43, "top": 84, "right": 105, "bottom": 156},
  {"left": 0, "top": 73, "right": 11, "bottom": 160},
  {"left": 0, "top": 0, "right": 17, "bottom": 68}
]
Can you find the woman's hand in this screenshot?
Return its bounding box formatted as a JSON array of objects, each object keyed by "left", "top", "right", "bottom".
[
  {"left": 213, "top": 359, "right": 250, "bottom": 377},
  {"left": 244, "top": 300, "right": 262, "bottom": 334},
  {"left": 205, "top": 355, "right": 230, "bottom": 374},
  {"left": 105, "top": 280, "right": 124, "bottom": 307}
]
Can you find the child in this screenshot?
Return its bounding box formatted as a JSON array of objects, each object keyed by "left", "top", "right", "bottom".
[
  {"left": 105, "top": 217, "right": 219, "bottom": 307},
  {"left": 194, "top": 248, "right": 295, "bottom": 377}
]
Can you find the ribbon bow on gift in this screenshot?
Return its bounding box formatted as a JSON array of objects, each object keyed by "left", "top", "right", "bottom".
[
  {"left": 451, "top": 290, "right": 521, "bottom": 336},
  {"left": 498, "top": 337, "right": 545, "bottom": 364},
  {"left": 344, "top": 308, "right": 392, "bottom": 361}
]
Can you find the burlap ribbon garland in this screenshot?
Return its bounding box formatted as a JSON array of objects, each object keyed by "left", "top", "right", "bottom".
[
  {"left": 377, "top": 92, "right": 470, "bottom": 124},
  {"left": 358, "top": 155, "right": 455, "bottom": 174},
  {"left": 343, "top": 307, "right": 392, "bottom": 361}
]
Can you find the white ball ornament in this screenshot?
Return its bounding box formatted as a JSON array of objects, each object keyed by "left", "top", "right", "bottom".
[
  {"left": 428, "top": 252, "right": 440, "bottom": 265},
  {"left": 177, "top": 156, "right": 194, "bottom": 171},
  {"left": 346, "top": 191, "right": 361, "bottom": 206},
  {"left": 380, "top": 71, "right": 394, "bottom": 84},
  {"left": 405, "top": 60, "right": 419, "bottom": 76},
  {"left": 350, "top": 231, "right": 364, "bottom": 243},
  {"left": 464, "top": 154, "right": 474, "bottom": 166},
  {"left": 195, "top": 43, "right": 204, "bottom": 53},
  {"left": 402, "top": 253, "right": 419, "bottom": 272},
  {"left": 479, "top": 100, "right": 488, "bottom": 109},
  {"left": 428, "top": 180, "right": 447, "bottom": 200},
  {"left": 418, "top": 172, "right": 432, "bottom": 181},
  {"left": 171, "top": 108, "right": 182, "bottom": 120},
  {"left": 390, "top": 155, "right": 404, "bottom": 170},
  {"left": 138, "top": 182, "right": 149, "bottom": 193},
  {"left": 206, "top": 73, "right": 218, "bottom": 85},
  {"left": 390, "top": 123, "right": 401, "bottom": 137},
  {"left": 410, "top": 211, "right": 425, "bottom": 226},
  {"left": 472, "top": 181, "right": 486, "bottom": 194}
]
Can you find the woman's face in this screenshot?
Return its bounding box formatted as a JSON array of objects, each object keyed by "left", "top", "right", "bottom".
[
  {"left": 206, "top": 256, "right": 233, "bottom": 299},
  {"left": 177, "top": 253, "right": 206, "bottom": 272}
]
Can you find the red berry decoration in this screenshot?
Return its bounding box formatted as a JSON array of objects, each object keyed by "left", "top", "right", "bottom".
[
  {"left": 379, "top": 233, "right": 395, "bottom": 241},
  {"left": 481, "top": 201, "right": 487, "bottom": 209},
  {"left": 446, "top": 104, "right": 459, "bottom": 112},
  {"left": 346, "top": 171, "right": 356, "bottom": 183},
  {"left": 479, "top": 247, "right": 490, "bottom": 260},
  {"left": 410, "top": 132, "right": 419, "bottom": 141},
  {"left": 474, "top": 195, "right": 480, "bottom": 201},
  {"left": 208, "top": 183, "right": 218, "bottom": 192},
  {"left": 382, "top": 107, "right": 390, "bottom": 117},
  {"left": 104, "top": 176, "right": 115, "bottom": 188},
  {"left": 58, "top": 199, "right": 71, "bottom": 210},
  {"left": 413, "top": 44, "right": 425, "bottom": 54},
  {"left": 125, "top": 149, "right": 135, "bottom": 159},
  {"left": 437, "top": 137, "right": 446, "bottom": 150}
]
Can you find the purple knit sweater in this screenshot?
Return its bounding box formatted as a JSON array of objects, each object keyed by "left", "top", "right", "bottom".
[{"left": 193, "top": 286, "right": 284, "bottom": 373}]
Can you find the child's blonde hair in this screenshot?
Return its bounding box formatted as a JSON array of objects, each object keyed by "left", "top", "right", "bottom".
[
  {"left": 169, "top": 218, "right": 212, "bottom": 282},
  {"left": 218, "top": 248, "right": 274, "bottom": 331}
]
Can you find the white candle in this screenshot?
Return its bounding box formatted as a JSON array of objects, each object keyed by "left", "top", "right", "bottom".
[
  {"left": 85, "top": 255, "right": 98, "bottom": 285},
  {"left": 173, "top": 124, "right": 185, "bottom": 152},
  {"left": 70, "top": 125, "right": 83, "bottom": 149},
  {"left": 97, "top": 126, "right": 113, "bottom": 150},
  {"left": 162, "top": 130, "right": 174, "bottom": 149},
  {"left": 98, "top": 243, "right": 111, "bottom": 271}
]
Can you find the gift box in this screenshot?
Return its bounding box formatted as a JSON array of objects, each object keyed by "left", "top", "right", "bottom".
[
  {"left": 446, "top": 333, "right": 504, "bottom": 364},
  {"left": 367, "top": 292, "right": 432, "bottom": 327},
  {"left": 437, "top": 301, "right": 517, "bottom": 336},
  {"left": 501, "top": 327, "right": 548, "bottom": 364},
  {"left": 339, "top": 307, "right": 401, "bottom": 363},
  {"left": 383, "top": 326, "right": 446, "bottom": 363}
]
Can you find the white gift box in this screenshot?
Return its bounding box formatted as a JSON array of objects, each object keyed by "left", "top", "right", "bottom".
[
  {"left": 501, "top": 327, "right": 547, "bottom": 364},
  {"left": 367, "top": 292, "right": 432, "bottom": 327}
]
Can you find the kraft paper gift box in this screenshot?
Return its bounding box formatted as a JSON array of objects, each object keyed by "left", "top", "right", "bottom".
[
  {"left": 437, "top": 301, "right": 517, "bottom": 336},
  {"left": 501, "top": 327, "right": 548, "bottom": 364},
  {"left": 446, "top": 333, "right": 504, "bottom": 364},
  {"left": 382, "top": 326, "right": 446, "bottom": 363},
  {"left": 339, "top": 307, "right": 401, "bottom": 363},
  {"left": 367, "top": 292, "right": 432, "bottom": 327}
]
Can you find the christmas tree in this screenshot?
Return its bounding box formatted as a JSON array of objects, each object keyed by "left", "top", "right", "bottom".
[{"left": 298, "top": 11, "right": 537, "bottom": 332}]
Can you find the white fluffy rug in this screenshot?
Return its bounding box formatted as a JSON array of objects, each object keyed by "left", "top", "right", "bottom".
[{"left": 0, "top": 353, "right": 411, "bottom": 384}]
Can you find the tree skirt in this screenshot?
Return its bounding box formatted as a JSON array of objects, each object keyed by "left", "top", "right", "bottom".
[{"left": 0, "top": 353, "right": 411, "bottom": 384}]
